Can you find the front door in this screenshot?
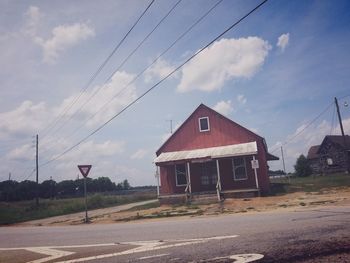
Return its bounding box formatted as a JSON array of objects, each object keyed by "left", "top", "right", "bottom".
[{"left": 199, "top": 161, "right": 218, "bottom": 191}]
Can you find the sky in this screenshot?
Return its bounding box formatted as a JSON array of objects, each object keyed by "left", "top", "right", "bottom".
[{"left": 1, "top": 0, "right": 350, "bottom": 185}]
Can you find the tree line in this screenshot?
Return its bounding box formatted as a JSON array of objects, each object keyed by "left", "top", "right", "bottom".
[{"left": 0, "top": 177, "right": 131, "bottom": 202}]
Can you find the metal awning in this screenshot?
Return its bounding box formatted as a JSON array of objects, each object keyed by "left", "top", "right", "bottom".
[{"left": 154, "top": 141, "right": 258, "bottom": 164}]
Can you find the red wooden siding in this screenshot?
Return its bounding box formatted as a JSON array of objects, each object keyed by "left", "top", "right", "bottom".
[
  {"left": 157, "top": 104, "right": 271, "bottom": 195},
  {"left": 157, "top": 104, "right": 261, "bottom": 155}
]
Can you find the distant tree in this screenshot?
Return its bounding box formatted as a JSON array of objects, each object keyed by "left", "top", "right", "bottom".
[
  {"left": 56, "top": 180, "right": 77, "bottom": 196},
  {"left": 16, "top": 180, "right": 37, "bottom": 200},
  {"left": 116, "top": 182, "right": 123, "bottom": 191},
  {"left": 122, "top": 179, "right": 131, "bottom": 190},
  {"left": 39, "top": 179, "right": 57, "bottom": 199},
  {"left": 93, "top": 177, "right": 116, "bottom": 192},
  {"left": 294, "top": 154, "right": 312, "bottom": 177},
  {"left": 0, "top": 180, "right": 19, "bottom": 201}
]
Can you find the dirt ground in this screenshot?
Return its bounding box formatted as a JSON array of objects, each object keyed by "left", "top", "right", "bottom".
[{"left": 18, "top": 186, "right": 350, "bottom": 226}]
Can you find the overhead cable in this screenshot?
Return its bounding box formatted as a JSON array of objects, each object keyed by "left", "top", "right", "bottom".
[{"left": 40, "top": 0, "right": 269, "bottom": 167}]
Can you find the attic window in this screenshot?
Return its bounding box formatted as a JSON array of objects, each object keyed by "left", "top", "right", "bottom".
[{"left": 199, "top": 117, "right": 210, "bottom": 132}]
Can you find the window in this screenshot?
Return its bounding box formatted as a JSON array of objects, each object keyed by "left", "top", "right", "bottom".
[
  {"left": 199, "top": 117, "right": 210, "bottom": 132},
  {"left": 175, "top": 164, "right": 187, "bottom": 186},
  {"left": 232, "top": 157, "right": 248, "bottom": 180},
  {"left": 201, "top": 175, "right": 209, "bottom": 185}
]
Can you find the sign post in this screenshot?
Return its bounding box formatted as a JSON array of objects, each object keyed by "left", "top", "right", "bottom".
[
  {"left": 251, "top": 157, "right": 259, "bottom": 190},
  {"left": 78, "top": 165, "right": 92, "bottom": 223}
]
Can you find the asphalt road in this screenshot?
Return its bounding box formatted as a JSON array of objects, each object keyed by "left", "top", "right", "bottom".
[{"left": 0, "top": 205, "right": 349, "bottom": 262}]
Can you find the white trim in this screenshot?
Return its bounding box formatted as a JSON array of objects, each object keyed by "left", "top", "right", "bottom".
[
  {"left": 175, "top": 164, "right": 187, "bottom": 186},
  {"left": 232, "top": 157, "right": 248, "bottom": 181},
  {"left": 253, "top": 155, "right": 259, "bottom": 189},
  {"left": 216, "top": 159, "right": 222, "bottom": 201},
  {"left": 216, "top": 159, "right": 221, "bottom": 190},
  {"left": 155, "top": 166, "right": 160, "bottom": 196},
  {"left": 198, "top": 117, "right": 210, "bottom": 132},
  {"left": 187, "top": 162, "right": 192, "bottom": 193},
  {"left": 154, "top": 142, "right": 257, "bottom": 164}
]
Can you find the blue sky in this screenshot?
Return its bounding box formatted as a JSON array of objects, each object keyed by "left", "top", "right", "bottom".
[{"left": 1, "top": 0, "right": 350, "bottom": 185}]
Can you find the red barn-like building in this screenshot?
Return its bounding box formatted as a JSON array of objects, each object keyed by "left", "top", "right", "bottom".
[{"left": 154, "top": 104, "right": 278, "bottom": 203}]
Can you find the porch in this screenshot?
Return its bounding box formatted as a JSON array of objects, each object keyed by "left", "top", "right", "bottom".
[
  {"left": 155, "top": 142, "right": 265, "bottom": 204},
  {"left": 158, "top": 189, "right": 260, "bottom": 205}
]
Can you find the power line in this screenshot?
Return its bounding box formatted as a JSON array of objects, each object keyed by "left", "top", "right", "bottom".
[
  {"left": 40, "top": 0, "right": 269, "bottom": 167},
  {"left": 270, "top": 101, "right": 334, "bottom": 154},
  {"left": 42, "top": 0, "right": 182, "bottom": 144},
  {"left": 39, "top": 0, "right": 224, "bottom": 155},
  {"left": 23, "top": 168, "right": 36, "bottom": 181},
  {"left": 39, "top": 0, "right": 155, "bottom": 140}
]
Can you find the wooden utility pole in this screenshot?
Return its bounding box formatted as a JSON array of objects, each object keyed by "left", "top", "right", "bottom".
[
  {"left": 334, "top": 97, "right": 349, "bottom": 173},
  {"left": 36, "top": 134, "right": 39, "bottom": 206}
]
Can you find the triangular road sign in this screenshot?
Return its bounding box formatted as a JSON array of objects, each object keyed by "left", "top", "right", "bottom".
[{"left": 78, "top": 165, "right": 92, "bottom": 178}]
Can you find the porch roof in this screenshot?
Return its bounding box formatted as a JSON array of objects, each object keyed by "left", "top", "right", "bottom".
[{"left": 154, "top": 141, "right": 258, "bottom": 164}]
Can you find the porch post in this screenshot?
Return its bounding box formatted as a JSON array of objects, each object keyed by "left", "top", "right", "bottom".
[
  {"left": 216, "top": 159, "right": 222, "bottom": 201},
  {"left": 187, "top": 162, "right": 192, "bottom": 194},
  {"left": 155, "top": 166, "right": 160, "bottom": 197},
  {"left": 253, "top": 155, "right": 259, "bottom": 189}
]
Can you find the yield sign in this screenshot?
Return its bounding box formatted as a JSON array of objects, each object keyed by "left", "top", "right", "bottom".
[{"left": 78, "top": 165, "right": 92, "bottom": 178}]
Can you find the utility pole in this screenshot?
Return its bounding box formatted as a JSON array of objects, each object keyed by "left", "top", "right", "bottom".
[
  {"left": 334, "top": 97, "right": 349, "bottom": 173},
  {"left": 8, "top": 172, "right": 11, "bottom": 181},
  {"left": 36, "top": 134, "right": 39, "bottom": 206}
]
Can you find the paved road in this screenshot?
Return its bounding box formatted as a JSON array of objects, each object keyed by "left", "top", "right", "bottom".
[{"left": 0, "top": 205, "right": 349, "bottom": 262}]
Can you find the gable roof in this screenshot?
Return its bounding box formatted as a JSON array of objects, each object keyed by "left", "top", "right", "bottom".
[
  {"left": 317, "top": 135, "right": 350, "bottom": 153},
  {"left": 307, "top": 145, "right": 320, "bottom": 159},
  {"left": 156, "top": 104, "right": 264, "bottom": 156}
]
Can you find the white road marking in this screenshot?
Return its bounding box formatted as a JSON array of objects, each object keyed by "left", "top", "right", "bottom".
[
  {"left": 138, "top": 253, "right": 169, "bottom": 260},
  {"left": 0, "top": 243, "right": 116, "bottom": 251},
  {"left": 55, "top": 235, "right": 239, "bottom": 263},
  {"left": 229, "top": 254, "right": 264, "bottom": 263},
  {"left": 0, "top": 235, "right": 248, "bottom": 263},
  {"left": 199, "top": 254, "right": 264, "bottom": 263},
  {"left": 25, "top": 247, "right": 74, "bottom": 263}
]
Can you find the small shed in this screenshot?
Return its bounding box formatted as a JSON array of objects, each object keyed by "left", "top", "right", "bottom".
[{"left": 154, "top": 104, "right": 278, "bottom": 203}]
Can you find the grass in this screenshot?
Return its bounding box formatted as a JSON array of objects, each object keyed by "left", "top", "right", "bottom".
[
  {"left": 0, "top": 192, "right": 156, "bottom": 225},
  {"left": 270, "top": 173, "right": 350, "bottom": 194}
]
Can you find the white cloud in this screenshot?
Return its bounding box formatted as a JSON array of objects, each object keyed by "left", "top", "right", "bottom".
[
  {"left": 144, "top": 58, "right": 178, "bottom": 83},
  {"left": 0, "top": 101, "right": 51, "bottom": 138},
  {"left": 237, "top": 94, "right": 247, "bottom": 105},
  {"left": 35, "top": 23, "right": 95, "bottom": 63},
  {"left": 24, "top": 6, "right": 42, "bottom": 37},
  {"left": 277, "top": 33, "right": 290, "bottom": 52},
  {"left": 213, "top": 100, "right": 233, "bottom": 116},
  {"left": 56, "top": 140, "right": 125, "bottom": 163},
  {"left": 6, "top": 143, "right": 34, "bottom": 162},
  {"left": 130, "top": 149, "right": 149, "bottom": 160},
  {"left": 23, "top": 6, "right": 95, "bottom": 63},
  {"left": 56, "top": 71, "right": 137, "bottom": 127},
  {"left": 177, "top": 37, "right": 271, "bottom": 93}
]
